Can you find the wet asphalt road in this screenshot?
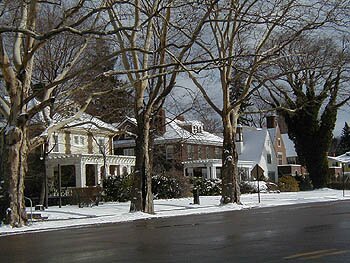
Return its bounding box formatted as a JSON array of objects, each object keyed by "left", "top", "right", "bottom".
[{"left": 0, "top": 200, "right": 350, "bottom": 263}]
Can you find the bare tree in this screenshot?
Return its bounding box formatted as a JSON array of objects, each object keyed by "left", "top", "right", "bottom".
[
  {"left": 179, "top": 0, "right": 346, "bottom": 205},
  {"left": 0, "top": 0, "right": 127, "bottom": 227},
  {"left": 106, "top": 0, "right": 218, "bottom": 213}
]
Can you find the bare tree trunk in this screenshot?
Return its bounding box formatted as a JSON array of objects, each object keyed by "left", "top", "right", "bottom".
[
  {"left": 3, "top": 126, "right": 28, "bottom": 227},
  {"left": 143, "top": 118, "right": 154, "bottom": 214},
  {"left": 221, "top": 111, "right": 241, "bottom": 205},
  {"left": 129, "top": 113, "right": 154, "bottom": 213}
]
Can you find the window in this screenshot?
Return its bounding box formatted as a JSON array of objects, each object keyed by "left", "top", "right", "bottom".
[
  {"left": 98, "top": 138, "right": 106, "bottom": 154},
  {"left": 187, "top": 145, "right": 194, "bottom": 160},
  {"left": 332, "top": 162, "right": 339, "bottom": 167},
  {"left": 198, "top": 146, "right": 202, "bottom": 159},
  {"left": 192, "top": 126, "right": 198, "bottom": 134},
  {"left": 166, "top": 145, "right": 175, "bottom": 160},
  {"left": 73, "top": 135, "right": 85, "bottom": 146},
  {"left": 192, "top": 125, "right": 203, "bottom": 134},
  {"left": 214, "top": 147, "right": 221, "bottom": 159},
  {"left": 123, "top": 148, "right": 135, "bottom": 156},
  {"left": 52, "top": 135, "right": 59, "bottom": 152},
  {"left": 277, "top": 152, "right": 283, "bottom": 165},
  {"left": 267, "top": 153, "right": 272, "bottom": 164},
  {"left": 206, "top": 146, "right": 210, "bottom": 159},
  {"left": 277, "top": 138, "right": 281, "bottom": 147}
]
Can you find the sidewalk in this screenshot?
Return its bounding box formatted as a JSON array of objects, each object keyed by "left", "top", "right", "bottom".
[{"left": 1, "top": 188, "right": 349, "bottom": 236}]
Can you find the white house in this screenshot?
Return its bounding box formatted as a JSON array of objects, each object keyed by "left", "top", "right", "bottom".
[
  {"left": 183, "top": 124, "right": 279, "bottom": 182},
  {"left": 46, "top": 113, "right": 135, "bottom": 188}
]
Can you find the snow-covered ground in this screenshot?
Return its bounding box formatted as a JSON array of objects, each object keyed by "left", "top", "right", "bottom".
[{"left": 1, "top": 188, "right": 349, "bottom": 236}]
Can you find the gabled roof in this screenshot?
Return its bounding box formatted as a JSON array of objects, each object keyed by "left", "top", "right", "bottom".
[
  {"left": 118, "top": 116, "right": 137, "bottom": 128},
  {"left": 62, "top": 112, "right": 118, "bottom": 134},
  {"left": 282, "top": 134, "right": 297, "bottom": 157},
  {"left": 239, "top": 127, "right": 269, "bottom": 163},
  {"left": 117, "top": 116, "right": 223, "bottom": 146},
  {"left": 155, "top": 118, "right": 222, "bottom": 145}
]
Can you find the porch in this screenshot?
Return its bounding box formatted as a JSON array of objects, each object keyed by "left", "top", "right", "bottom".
[
  {"left": 46, "top": 153, "right": 136, "bottom": 188},
  {"left": 183, "top": 159, "right": 255, "bottom": 181}
]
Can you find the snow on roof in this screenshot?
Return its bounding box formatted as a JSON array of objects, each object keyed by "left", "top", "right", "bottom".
[
  {"left": 282, "top": 134, "right": 297, "bottom": 157},
  {"left": 267, "top": 128, "right": 276, "bottom": 141},
  {"left": 176, "top": 119, "right": 204, "bottom": 127},
  {"left": 238, "top": 127, "right": 268, "bottom": 163},
  {"left": 329, "top": 152, "right": 350, "bottom": 163},
  {"left": 63, "top": 112, "right": 117, "bottom": 133},
  {"left": 155, "top": 118, "right": 223, "bottom": 145}
]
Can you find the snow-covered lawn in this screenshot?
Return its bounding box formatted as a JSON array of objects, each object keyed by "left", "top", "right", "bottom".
[{"left": 1, "top": 188, "right": 349, "bottom": 235}]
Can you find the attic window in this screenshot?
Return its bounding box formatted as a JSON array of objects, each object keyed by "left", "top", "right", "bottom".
[
  {"left": 267, "top": 153, "right": 272, "bottom": 164},
  {"left": 277, "top": 138, "right": 281, "bottom": 147},
  {"left": 192, "top": 125, "right": 203, "bottom": 134}
]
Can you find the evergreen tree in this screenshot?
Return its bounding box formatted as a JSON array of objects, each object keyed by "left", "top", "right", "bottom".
[{"left": 336, "top": 122, "right": 350, "bottom": 155}]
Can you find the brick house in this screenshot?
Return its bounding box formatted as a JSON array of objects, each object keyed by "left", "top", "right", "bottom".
[{"left": 114, "top": 112, "right": 223, "bottom": 178}]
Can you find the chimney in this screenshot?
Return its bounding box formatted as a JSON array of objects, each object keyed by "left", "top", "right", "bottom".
[
  {"left": 176, "top": 115, "right": 185, "bottom": 122},
  {"left": 154, "top": 108, "right": 166, "bottom": 135},
  {"left": 236, "top": 125, "right": 244, "bottom": 155},
  {"left": 266, "top": 115, "right": 277, "bottom": 129}
]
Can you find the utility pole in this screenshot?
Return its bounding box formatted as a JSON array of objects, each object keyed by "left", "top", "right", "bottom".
[
  {"left": 58, "top": 164, "right": 62, "bottom": 208},
  {"left": 44, "top": 141, "right": 49, "bottom": 209}
]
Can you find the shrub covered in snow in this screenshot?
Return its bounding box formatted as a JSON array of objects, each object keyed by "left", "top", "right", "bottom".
[
  {"left": 240, "top": 181, "right": 279, "bottom": 193},
  {"left": 192, "top": 178, "right": 222, "bottom": 196},
  {"left": 152, "top": 174, "right": 183, "bottom": 199},
  {"left": 103, "top": 173, "right": 190, "bottom": 201},
  {"left": 102, "top": 175, "right": 132, "bottom": 202},
  {"left": 278, "top": 175, "right": 300, "bottom": 192}
]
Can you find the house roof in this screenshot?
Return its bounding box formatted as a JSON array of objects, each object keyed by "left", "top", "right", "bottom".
[
  {"left": 238, "top": 127, "right": 268, "bottom": 163},
  {"left": 62, "top": 112, "right": 118, "bottom": 133},
  {"left": 281, "top": 134, "right": 297, "bottom": 157},
  {"left": 329, "top": 152, "right": 350, "bottom": 163},
  {"left": 155, "top": 118, "right": 223, "bottom": 145},
  {"left": 117, "top": 116, "right": 223, "bottom": 146}
]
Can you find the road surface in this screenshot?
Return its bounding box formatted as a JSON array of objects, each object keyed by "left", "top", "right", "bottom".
[{"left": 1, "top": 200, "right": 350, "bottom": 262}]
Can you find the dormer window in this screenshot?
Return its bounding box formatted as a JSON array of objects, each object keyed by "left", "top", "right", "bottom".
[{"left": 192, "top": 124, "right": 203, "bottom": 134}]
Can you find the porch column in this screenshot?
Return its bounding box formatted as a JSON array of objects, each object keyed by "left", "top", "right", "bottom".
[
  {"left": 211, "top": 166, "right": 217, "bottom": 179},
  {"left": 95, "top": 164, "right": 101, "bottom": 185},
  {"left": 206, "top": 166, "right": 211, "bottom": 179},
  {"left": 119, "top": 165, "right": 124, "bottom": 176},
  {"left": 75, "top": 162, "right": 86, "bottom": 187},
  {"left": 126, "top": 165, "right": 132, "bottom": 174},
  {"left": 46, "top": 165, "right": 54, "bottom": 181}
]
